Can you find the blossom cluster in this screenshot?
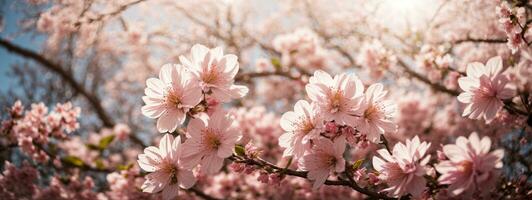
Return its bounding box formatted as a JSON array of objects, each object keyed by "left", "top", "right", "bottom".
[
  {"left": 1, "top": 101, "right": 80, "bottom": 163},
  {"left": 496, "top": 2, "right": 527, "bottom": 53},
  {"left": 273, "top": 28, "right": 330, "bottom": 70},
  {"left": 277, "top": 68, "right": 397, "bottom": 187},
  {"left": 138, "top": 44, "right": 248, "bottom": 199}
]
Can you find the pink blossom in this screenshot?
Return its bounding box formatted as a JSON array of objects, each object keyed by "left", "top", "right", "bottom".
[
  {"left": 279, "top": 100, "right": 323, "bottom": 161},
  {"left": 137, "top": 134, "right": 196, "bottom": 200},
  {"left": 299, "top": 137, "right": 346, "bottom": 189},
  {"left": 305, "top": 70, "right": 364, "bottom": 125},
  {"left": 355, "top": 83, "right": 397, "bottom": 142},
  {"left": 113, "top": 123, "right": 131, "bottom": 141},
  {"left": 457, "top": 56, "right": 515, "bottom": 123},
  {"left": 141, "top": 63, "right": 202, "bottom": 133},
  {"left": 357, "top": 39, "right": 396, "bottom": 79},
  {"left": 181, "top": 110, "right": 241, "bottom": 174},
  {"left": 372, "top": 136, "right": 431, "bottom": 198},
  {"left": 179, "top": 44, "right": 248, "bottom": 102},
  {"left": 435, "top": 132, "right": 504, "bottom": 196}
]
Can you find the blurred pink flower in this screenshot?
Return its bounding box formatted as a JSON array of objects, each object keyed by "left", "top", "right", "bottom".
[
  {"left": 305, "top": 70, "right": 364, "bottom": 125},
  {"left": 355, "top": 83, "right": 397, "bottom": 142},
  {"left": 181, "top": 110, "right": 241, "bottom": 174},
  {"left": 435, "top": 132, "right": 504, "bottom": 196},
  {"left": 457, "top": 56, "right": 515, "bottom": 123},
  {"left": 299, "top": 136, "right": 346, "bottom": 189},
  {"left": 279, "top": 100, "right": 323, "bottom": 161},
  {"left": 137, "top": 134, "right": 196, "bottom": 200},
  {"left": 179, "top": 44, "right": 248, "bottom": 102},
  {"left": 372, "top": 136, "right": 431, "bottom": 198},
  {"left": 141, "top": 63, "right": 202, "bottom": 133}
]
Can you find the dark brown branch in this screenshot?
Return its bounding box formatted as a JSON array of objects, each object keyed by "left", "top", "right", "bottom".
[
  {"left": 453, "top": 37, "right": 507, "bottom": 45},
  {"left": 397, "top": 59, "right": 460, "bottom": 96},
  {"left": 230, "top": 155, "right": 395, "bottom": 199},
  {"left": 0, "top": 38, "right": 115, "bottom": 127},
  {"left": 186, "top": 187, "right": 222, "bottom": 200},
  {"left": 235, "top": 71, "right": 302, "bottom": 82},
  {"left": 0, "top": 38, "right": 148, "bottom": 146}
]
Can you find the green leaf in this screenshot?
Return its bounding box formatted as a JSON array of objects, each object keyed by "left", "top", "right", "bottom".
[
  {"left": 98, "top": 135, "right": 115, "bottom": 150},
  {"left": 63, "top": 156, "right": 85, "bottom": 167},
  {"left": 270, "top": 58, "right": 282, "bottom": 71},
  {"left": 117, "top": 163, "right": 134, "bottom": 171},
  {"left": 95, "top": 159, "right": 105, "bottom": 170},
  {"left": 86, "top": 144, "right": 100, "bottom": 151},
  {"left": 234, "top": 144, "right": 246, "bottom": 156},
  {"left": 352, "top": 159, "right": 364, "bottom": 170}
]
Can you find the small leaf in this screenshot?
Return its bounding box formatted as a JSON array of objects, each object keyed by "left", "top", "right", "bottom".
[
  {"left": 117, "top": 163, "right": 134, "bottom": 171},
  {"left": 95, "top": 159, "right": 105, "bottom": 170},
  {"left": 352, "top": 159, "right": 364, "bottom": 170},
  {"left": 98, "top": 135, "right": 115, "bottom": 150},
  {"left": 86, "top": 144, "right": 100, "bottom": 151},
  {"left": 234, "top": 144, "right": 246, "bottom": 156},
  {"left": 63, "top": 156, "right": 85, "bottom": 167},
  {"left": 270, "top": 58, "right": 282, "bottom": 71}
]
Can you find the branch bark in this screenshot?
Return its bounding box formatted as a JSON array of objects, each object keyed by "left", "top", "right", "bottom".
[
  {"left": 230, "top": 155, "right": 395, "bottom": 200},
  {"left": 0, "top": 38, "right": 115, "bottom": 127}
]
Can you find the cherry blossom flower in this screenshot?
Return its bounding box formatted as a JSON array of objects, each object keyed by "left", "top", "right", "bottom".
[
  {"left": 457, "top": 56, "right": 515, "bottom": 123},
  {"left": 279, "top": 100, "right": 323, "bottom": 161},
  {"left": 357, "top": 39, "right": 396, "bottom": 79},
  {"left": 355, "top": 83, "right": 397, "bottom": 142},
  {"left": 179, "top": 44, "right": 248, "bottom": 102},
  {"left": 435, "top": 132, "right": 504, "bottom": 196},
  {"left": 181, "top": 110, "right": 241, "bottom": 174},
  {"left": 137, "top": 134, "right": 196, "bottom": 200},
  {"left": 299, "top": 136, "right": 346, "bottom": 189},
  {"left": 141, "top": 63, "right": 202, "bottom": 133},
  {"left": 305, "top": 70, "right": 365, "bottom": 125},
  {"left": 372, "top": 136, "right": 431, "bottom": 198}
]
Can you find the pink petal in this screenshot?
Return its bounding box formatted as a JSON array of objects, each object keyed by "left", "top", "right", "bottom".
[
  {"left": 141, "top": 103, "right": 165, "bottom": 118},
  {"left": 200, "top": 154, "right": 224, "bottom": 174},
  {"left": 162, "top": 184, "right": 179, "bottom": 200},
  {"left": 159, "top": 134, "right": 174, "bottom": 159},
  {"left": 178, "top": 169, "right": 197, "bottom": 189},
  {"left": 187, "top": 118, "right": 205, "bottom": 138},
  {"left": 142, "top": 170, "right": 170, "bottom": 193},
  {"left": 157, "top": 109, "right": 182, "bottom": 133}
]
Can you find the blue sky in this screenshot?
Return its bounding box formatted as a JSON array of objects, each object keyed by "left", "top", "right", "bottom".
[{"left": 0, "top": 2, "right": 44, "bottom": 92}]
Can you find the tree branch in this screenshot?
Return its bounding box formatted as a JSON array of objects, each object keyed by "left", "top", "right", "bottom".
[
  {"left": 235, "top": 71, "right": 302, "bottom": 82},
  {"left": 396, "top": 59, "right": 460, "bottom": 96},
  {"left": 397, "top": 58, "right": 530, "bottom": 119},
  {"left": 0, "top": 38, "right": 115, "bottom": 127},
  {"left": 230, "top": 155, "right": 395, "bottom": 199},
  {"left": 453, "top": 37, "right": 507, "bottom": 44}
]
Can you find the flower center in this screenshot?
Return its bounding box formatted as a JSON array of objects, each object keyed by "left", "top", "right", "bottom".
[
  {"left": 299, "top": 118, "right": 315, "bottom": 134},
  {"left": 166, "top": 89, "right": 183, "bottom": 109},
  {"left": 330, "top": 91, "right": 343, "bottom": 113},
  {"left": 202, "top": 129, "right": 222, "bottom": 151},
  {"left": 326, "top": 156, "right": 337, "bottom": 167},
  {"left": 363, "top": 104, "right": 379, "bottom": 121},
  {"left": 160, "top": 160, "right": 179, "bottom": 184},
  {"left": 475, "top": 83, "right": 497, "bottom": 101},
  {"left": 202, "top": 63, "right": 219, "bottom": 85},
  {"left": 458, "top": 160, "right": 473, "bottom": 175}
]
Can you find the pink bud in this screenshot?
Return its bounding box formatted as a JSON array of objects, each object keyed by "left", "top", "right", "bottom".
[
  {"left": 230, "top": 163, "right": 245, "bottom": 173},
  {"left": 244, "top": 165, "right": 256, "bottom": 174},
  {"left": 325, "top": 121, "right": 338, "bottom": 134},
  {"left": 269, "top": 173, "right": 282, "bottom": 184},
  {"left": 257, "top": 172, "right": 269, "bottom": 183}
]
